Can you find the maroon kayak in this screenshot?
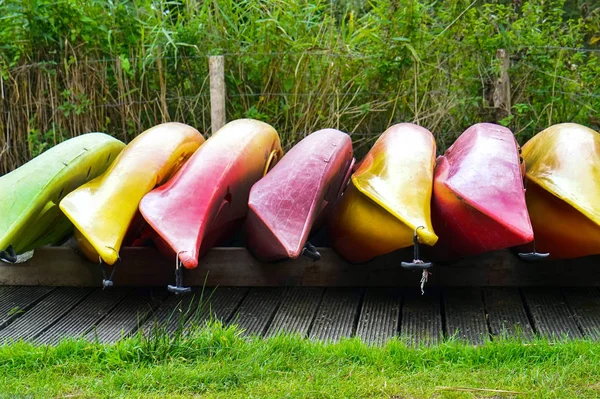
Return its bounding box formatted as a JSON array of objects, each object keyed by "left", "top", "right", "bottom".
[{"left": 246, "top": 129, "right": 354, "bottom": 261}]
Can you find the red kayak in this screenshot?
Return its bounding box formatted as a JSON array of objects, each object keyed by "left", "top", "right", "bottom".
[
  {"left": 139, "top": 119, "right": 282, "bottom": 292},
  {"left": 430, "top": 123, "right": 534, "bottom": 259},
  {"left": 245, "top": 129, "right": 354, "bottom": 261}
]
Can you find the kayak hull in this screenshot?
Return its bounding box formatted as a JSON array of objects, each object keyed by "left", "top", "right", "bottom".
[
  {"left": 60, "top": 123, "right": 204, "bottom": 265},
  {"left": 329, "top": 123, "right": 438, "bottom": 263},
  {"left": 140, "top": 119, "right": 283, "bottom": 269},
  {"left": 431, "top": 123, "right": 533, "bottom": 259},
  {"left": 522, "top": 123, "right": 600, "bottom": 259},
  {"left": 246, "top": 129, "right": 354, "bottom": 261},
  {"left": 0, "top": 133, "right": 125, "bottom": 255}
]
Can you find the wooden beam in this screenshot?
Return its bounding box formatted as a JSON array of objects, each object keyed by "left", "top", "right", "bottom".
[
  {"left": 209, "top": 55, "right": 226, "bottom": 134},
  {"left": 1, "top": 247, "right": 600, "bottom": 287}
]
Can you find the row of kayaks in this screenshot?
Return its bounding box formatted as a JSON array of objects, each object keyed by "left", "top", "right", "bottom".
[{"left": 1, "top": 119, "right": 599, "bottom": 291}]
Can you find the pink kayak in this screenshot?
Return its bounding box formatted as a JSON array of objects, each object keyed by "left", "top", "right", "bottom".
[
  {"left": 245, "top": 129, "right": 354, "bottom": 261},
  {"left": 430, "top": 123, "right": 534, "bottom": 259},
  {"left": 139, "top": 119, "right": 282, "bottom": 293}
]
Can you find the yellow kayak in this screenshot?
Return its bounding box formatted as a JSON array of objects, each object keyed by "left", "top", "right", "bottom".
[
  {"left": 60, "top": 122, "right": 204, "bottom": 265},
  {"left": 329, "top": 123, "right": 438, "bottom": 263},
  {"left": 522, "top": 123, "right": 600, "bottom": 259}
]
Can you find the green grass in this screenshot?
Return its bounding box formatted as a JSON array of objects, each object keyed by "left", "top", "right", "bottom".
[{"left": 0, "top": 322, "right": 599, "bottom": 398}]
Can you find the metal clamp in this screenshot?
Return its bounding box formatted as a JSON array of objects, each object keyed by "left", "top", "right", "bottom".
[
  {"left": 518, "top": 240, "right": 550, "bottom": 262},
  {"left": 401, "top": 227, "right": 433, "bottom": 270},
  {"left": 168, "top": 251, "right": 192, "bottom": 295},
  {"left": 0, "top": 245, "right": 17, "bottom": 263},
  {"left": 301, "top": 241, "right": 321, "bottom": 261}
]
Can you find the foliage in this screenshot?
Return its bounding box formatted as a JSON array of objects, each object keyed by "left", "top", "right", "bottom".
[
  {"left": 0, "top": 0, "right": 598, "bottom": 173},
  {"left": 0, "top": 321, "right": 600, "bottom": 398}
]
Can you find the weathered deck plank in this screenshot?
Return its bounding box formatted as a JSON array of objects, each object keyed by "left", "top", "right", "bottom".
[
  {"left": 483, "top": 288, "right": 533, "bottom": 340},
  {"left": 35, "top": 288, "right": 131, "bottom": 345},
  {"left": 400, "top": 288, "right": 442, "bottom": 346},
  {"left": 562, "top": 288, "right": 600, "bottom": 339},
  {"left": 140, "top": 290, "right": 200, "bottom": 335},
  {"left": 186, "top": 287, "right": 250, "bottom": 328},
  {"left": 308, "top": 288, "right": 362, "bottom": 342},
  {"left": 444, "top": 288, "right": 489, "bottom": 344},
  {"left": 523, "top": 288, "right": 583, "bottom": 340},
  {"left": 0, "top": 286, "right": 55, "bottom": 329},
  {"left": 266, "top": 287, "right": 323, "bottom": 338},
  {"left": 230, "top": 288, "right": 284, "bottom": 337},
  {"left": 0, "top": 287, "right": 92, "bottom": 342},
  {"left": 86, "top": 288, "right": 167, "bottom": 343},
  {"left": 355, "top": 288, "right": 401, "bottom": 345}
]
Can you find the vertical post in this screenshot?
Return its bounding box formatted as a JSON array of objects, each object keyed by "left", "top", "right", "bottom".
[
  {"left": 209, "top": 55, "right": 226, "bottom": 134},
  {"left": 493, "top": 49, "right": 511, "bottom": 122}
]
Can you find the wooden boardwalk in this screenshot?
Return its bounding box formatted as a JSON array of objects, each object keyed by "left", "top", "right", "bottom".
[{"left": 1, "top": 286, "right": 599, "bottom": 345}]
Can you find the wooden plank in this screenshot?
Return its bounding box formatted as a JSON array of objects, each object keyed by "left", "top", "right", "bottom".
[
  {"left": 86, "top": 288, "right": 167, "bottom": 343},
  {"left": 400, "top": 288, "right": 442, "bottom": 346},
  {"left": 0, "top": 287, "right": 92, "bottom": 342},
  {"left": 208, "top": 55, "right": 226, "bottom": 133},
  {"left": 229, "top": 288, "right": 284, "bottom": 337},
  {"left": 523, "top": 288, "right": 583, "bottom": 340},
  {"left": 35, "top": 288, "right": 131, "bottom": 345},
  {"left": 0, "top": 286, "right": 55, "bottom": 328},
  {"left": 266, "top": 287, "right": 323, "bottom": 338},
  {"left": 140, "top": 290, "right": 200, "bottom": 335},
  {"left": 4, "top": 247, "right": 600, "bottom": 287},
  {"left": 444, "top": 288, "right": 489, "bottom": 344},
  {"left": 483, "top": 288, "right": 533, "bottom": 340},
  {"left": 355, "top": 288, "right": 401, "bottom": 345},
  {"left": 188, "top": 287, "right": 249, "bottom": 328},
  {"left": 562, "top": 288, "right": 600, "bottom": 339},
  {"left": 309, "top": 288, "right": 362, "bottom": 342}
]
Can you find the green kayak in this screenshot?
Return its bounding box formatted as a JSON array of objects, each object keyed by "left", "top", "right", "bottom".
[{"left": 0, "top": 133, "right": 125, "bottom": 261}]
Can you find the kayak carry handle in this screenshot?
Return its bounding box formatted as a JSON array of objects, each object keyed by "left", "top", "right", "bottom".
[
  {"left": 301, "top": 241, "right": 321, "bottom": 261},
  {"left": 401, "top": 227, "right": 433, "bottom": 270},
  {"left": 168, "top": 251, "right": 192, "bottom": 295},
  {"left": 518, "top": 240, "right": 550, "bottom": 262},
  {"left": 0, "top": 245, "right": 17, "bottom": 263}
]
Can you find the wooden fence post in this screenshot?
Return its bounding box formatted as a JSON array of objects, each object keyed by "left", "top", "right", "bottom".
[
  {"left": 493, "top": 49, "right": 511, "bottom": 122},
  {"left": 209, "top": 55, "right": 226, "bottom": 134}
]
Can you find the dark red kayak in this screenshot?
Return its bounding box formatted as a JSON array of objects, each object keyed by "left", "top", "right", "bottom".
[
  {"left": 430, "top": 123, "right": 534, "bottom": 259},
  {"left": 245, "top": 129, "right": 354, "bottom": 261}
]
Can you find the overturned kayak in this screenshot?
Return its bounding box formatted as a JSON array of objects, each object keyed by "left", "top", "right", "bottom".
[
  {"left": 431, "top": 123, "right": 534, "bottom": 259},
  {"left": 0, "top": 133, "right": 125, "bottom": 262},
  {"left": 522, "top": 123, "right": 600, "bottom": 259},
  {"left": 60, "top": 123, "right": 204, "bottom": 266},
  {"left": 139, "top": 119, "right": 283, "bottom": 278},
  {"left": 329, "top": 123, "right": 438, "bottom": 263},
  {"left": 246, "top": 128, "right": 354, "bottom": 261}
]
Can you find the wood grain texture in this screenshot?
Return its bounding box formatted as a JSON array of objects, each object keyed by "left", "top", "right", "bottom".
[
  {"left": 4, "top": 247, "right": 600, "bottom": 287},
  {"left": 523, "top": 288, "right": 583, "bottom": 340},
  {"left": 562, "top": 288, "right": 600, "bottom": 339},
  {"left": 444, "top": 288, "right": 489, "bottom": 345},
  {"left": 355, "top": 288, "right": 401, "bottom": 345},
  {"left": 308, "top": 288, "right": 362, "bottom": 342},
  {"left": 266, "top": 287, "right": 323, "bottom": 338},
  {"left": 401, "top": 288, "right": 442, "bottom": 346},
  {"left": 483, "top": 288, "right": 533, "bottom": 340}
]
